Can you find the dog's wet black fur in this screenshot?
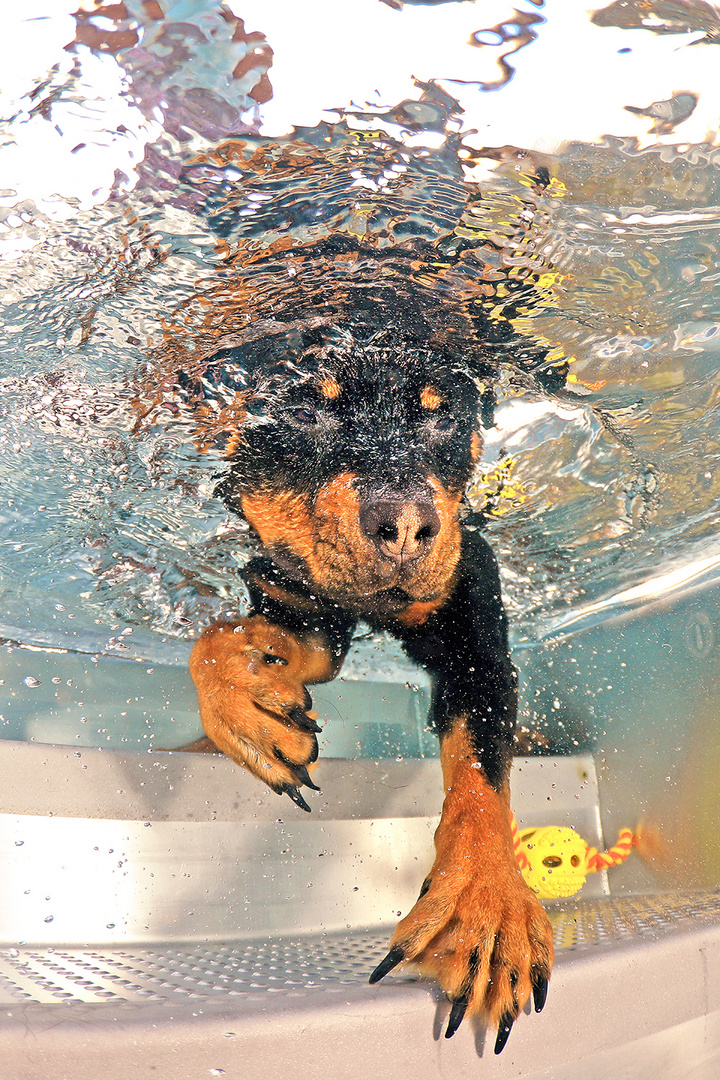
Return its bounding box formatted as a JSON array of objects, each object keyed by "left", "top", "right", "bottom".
[{"left": 219, "top": 335, "right": 482, "bottom": 504}]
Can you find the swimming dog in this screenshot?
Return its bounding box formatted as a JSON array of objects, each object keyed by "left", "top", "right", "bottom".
[{"left": 184, "top": 328, "right": 554, "bottom": 1052}]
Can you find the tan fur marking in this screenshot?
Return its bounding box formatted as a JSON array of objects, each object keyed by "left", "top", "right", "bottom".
[
  {"left": 420, "top": 385, "right": 443, "bottom": 411},
  {"left": 188, "top": 617, "right": 340, "bottom": 791},
  {"left": 319, "top": 375, "right": 342, "bottom": 399},
  {"left": 242, "top": 475, "right": 463, "bottom": 612},
  {"left": 396, "top": 597, "right": 446, "bottom": 627},
  {"left": 424, "top": 477, "right": 463, "bottom": 590},
  {"left": 247, "top": 575, "right": 323, "bottom": 614},
  {"left": 470, "top": 430, "right": 483, "bottom": 464},
  {"left": 241, "top": 490, "right": 317, "bottom": 565},
  {"left": 383, "top": 721, "right": 554, "bottom": 1026},
  {"left": 313, "top": 471, "right": 361, "bottom": 524}
]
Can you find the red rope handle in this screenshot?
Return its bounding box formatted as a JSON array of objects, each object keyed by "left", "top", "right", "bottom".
[
  {"left": 510, "top": 812, "right": 530, "bottom": 870},
  {"left": 586, "top": 828, "right": 635, "bottom": 873}
]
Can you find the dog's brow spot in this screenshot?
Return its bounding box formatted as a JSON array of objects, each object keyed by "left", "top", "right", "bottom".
[
  {"left": 319, "top": 376, "right": 342, "bottom": 400},
  {"left": 420, "top": 385, "right": 443, "bottom": 411}
]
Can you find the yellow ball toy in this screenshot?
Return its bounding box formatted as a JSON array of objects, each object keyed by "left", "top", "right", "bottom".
[{"left": 511, "top": 815, "right": 634, "bottom": 900}]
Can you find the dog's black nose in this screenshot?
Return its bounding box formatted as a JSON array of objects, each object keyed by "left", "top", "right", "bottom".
[{"left": 360, "top": 498, "right": 440, "bottom": 566}]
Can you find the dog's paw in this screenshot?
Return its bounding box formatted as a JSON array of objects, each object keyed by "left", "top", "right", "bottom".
[
  {"left": 370, "top": 860, "right": 553, "bottom": 1053},
  {"left": 189, "top": 618, "right": 322, "bottom": 810}
]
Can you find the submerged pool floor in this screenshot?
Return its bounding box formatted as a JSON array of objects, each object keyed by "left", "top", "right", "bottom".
[{"left": 1, "top": 891, "right": 719, "bottom": 1080}]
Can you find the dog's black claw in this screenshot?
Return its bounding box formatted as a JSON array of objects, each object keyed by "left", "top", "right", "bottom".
[
  {"left": 368, "top": 945, "right": 405, "bottom": 984},
  {"left": 532, "top": 972, "right": 548, "bottom": 1014},
  {"left": 494, "top": 1013, "right": 514, "bottom": 1055},
  {"left": 445, "top": 998, "right": 468, "bottom": 1039},
  {"left": 295, "top": 764, "right": 321, "bottom": 791},
  {"left": 288, "top": 706, "right": 322, "bottom": 733},
  {"left": 417, "top": 876, "right": 431, "bottom": 899},
  {"left": 283, "top": 785, "right": 312, "bottom": 813}
]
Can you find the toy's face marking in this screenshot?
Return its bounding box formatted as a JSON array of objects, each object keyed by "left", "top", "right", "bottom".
[{"left": 517, "top": 826, "right": 591, "bottom": 899}]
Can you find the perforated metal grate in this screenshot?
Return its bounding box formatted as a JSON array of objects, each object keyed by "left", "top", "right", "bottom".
[
  {"left": 548, "top": 890, "right": 720, "bottom": 952},
  {"left": 1, "top": 892, "right": 719, "bottom": 1007},
  {"left": 0, "top": 930, "right": 390, "bottom": 1007}
]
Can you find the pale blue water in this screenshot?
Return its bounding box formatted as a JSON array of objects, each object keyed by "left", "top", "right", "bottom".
[{"left": 2, "top": 0, "right": 720, "bottom": 756}]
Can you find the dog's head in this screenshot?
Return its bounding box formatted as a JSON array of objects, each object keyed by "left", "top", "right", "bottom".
[{"left": 217, "top": 333, "right": 482, "bottom": 619}]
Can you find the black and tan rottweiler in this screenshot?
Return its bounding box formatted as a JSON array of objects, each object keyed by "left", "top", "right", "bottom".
[
  {"left": 181, "top": 327, "right": 554, "bottom": 1052},
  {"left": 66, "top": 0, "right": 555, "bottom": 1052}
]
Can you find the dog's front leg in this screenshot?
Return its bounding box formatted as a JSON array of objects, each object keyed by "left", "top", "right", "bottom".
[
  {"left": 371, "top": 531, "right": 554, "bottom": 1050},
  {"left": 189, "top": 612, "right": 351, "bottom": 811}
]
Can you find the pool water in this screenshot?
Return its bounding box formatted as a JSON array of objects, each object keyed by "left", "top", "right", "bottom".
[
  {"left": 1, "top": 0, "right": 720, "bottom": 769},
  {"left": 4, "top": 14, "right": 720, "bottom": 1080}
]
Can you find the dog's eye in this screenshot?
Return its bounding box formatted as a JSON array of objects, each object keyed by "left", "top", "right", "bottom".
[
  {"left": 433, "top": 414, "right": 455, "bottom": 433},
  {"left": 289, "top": 405, "right": 318, "bottom": 425}
]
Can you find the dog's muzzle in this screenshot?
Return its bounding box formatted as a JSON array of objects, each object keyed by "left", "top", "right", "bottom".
[{"left": 359, "top": 495, "right": 441, "bottom": 569}]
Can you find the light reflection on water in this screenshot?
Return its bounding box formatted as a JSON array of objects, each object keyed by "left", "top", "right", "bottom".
[{"left": 1, "top": 0, "right": 720, "bottom": 666}]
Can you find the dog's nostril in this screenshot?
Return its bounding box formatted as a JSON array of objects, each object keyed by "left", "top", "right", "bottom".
[
  {"left": 415, "top": 524, "right": 435, "bottom": 543},
  {"left": 376, "top": 523, "right": 399, "bottom": 544}
]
